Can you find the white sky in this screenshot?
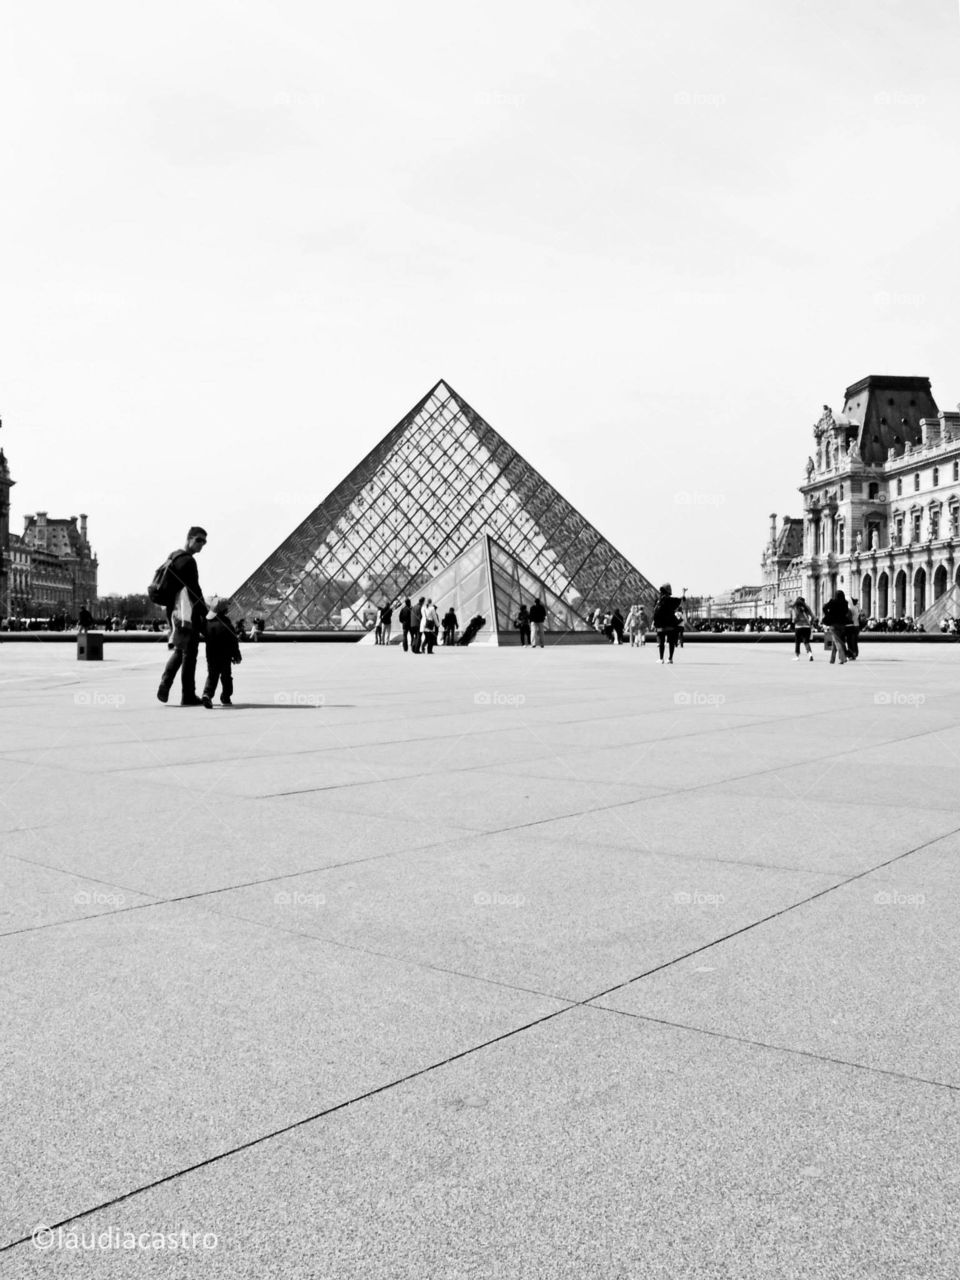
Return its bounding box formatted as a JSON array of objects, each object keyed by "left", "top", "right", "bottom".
[{"left": 2, "top": 0, "right": 959, "bottom": 599}]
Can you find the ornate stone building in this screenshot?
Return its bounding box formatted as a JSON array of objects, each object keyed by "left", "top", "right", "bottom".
[
  {"left": 0, "top": 433, "right": 11, "bottom": 619},
  {"left": 16, "top": 513, "right": 98, "bottom": 617},
  {"left": 763, "top": 374, "right": 960, "bottom": 619}
]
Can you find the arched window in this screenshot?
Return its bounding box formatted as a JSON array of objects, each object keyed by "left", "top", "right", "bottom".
[
  {"left": 838, "top": 523, "right": 845, "bottom": 554},
  {"left": 897, "top": 477, "right": 903, "bottom": 496},
  {"left": 933, "top": 467, "right": 940, "bottom": 486},
  {"left": 914, "top": 472, "right": 921, "bottom": 491},
  {"left": 954, "top": 460, "right": 959, "bottom": 483}
]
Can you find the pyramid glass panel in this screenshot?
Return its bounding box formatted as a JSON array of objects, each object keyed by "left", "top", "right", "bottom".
[{"left": 232, "top": 381, "right": 656, "bottom": 630}]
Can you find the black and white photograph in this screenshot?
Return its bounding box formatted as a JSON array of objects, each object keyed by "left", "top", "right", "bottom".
[{"left": 2, "top": 1, "right": 959, "bottom": 1275}]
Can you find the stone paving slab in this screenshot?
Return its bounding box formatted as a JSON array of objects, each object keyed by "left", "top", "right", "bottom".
[
  {"left": 1, "top": 901, "right": 565, "bottom": 1248},
  {"left": 0, "top": 854, "right": 156, "bottom": 934},
  {"left": 8, "top": 1008, "right": 958, "bottom": 1278},
  {"left": 210, "top": 833, "right": 835, "bottom": 1000},
  {"left": 593, "top": 862, "right": 960, "bottom": 1086},
  {"left": 518, "top": 790, "right": 960, "bottom": 874},
  {"left": 1, "top": 806, "right": 475, "bottom": 898}
]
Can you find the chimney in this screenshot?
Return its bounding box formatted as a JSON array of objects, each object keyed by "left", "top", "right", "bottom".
[
  {"left": 769, "top": 513, "right": 778, "bottom": 549},
  {"left": 79, "top": 513, "right": 88, "bottom": 542},
  {"left": 36, "top": 511, "right": 47, "bottom": 548},
  {"left": 920, "top": 417, "right": 941, "bottom": 447}
]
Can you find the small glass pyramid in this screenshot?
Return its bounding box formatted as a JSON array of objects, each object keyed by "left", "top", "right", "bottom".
[
  {"left": 232, "top": 380, "right": 655, "bottom": 630},
  {"left": 365, "top": 533, "right": 591, "bottom": 645}
]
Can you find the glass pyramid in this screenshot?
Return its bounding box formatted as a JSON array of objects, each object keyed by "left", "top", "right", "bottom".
[
  {"left": 232, "top": 380, "right": 655, "bottom": 631},
  {"left": 364, "top": 533, "right": 592, "bottom": 645}
]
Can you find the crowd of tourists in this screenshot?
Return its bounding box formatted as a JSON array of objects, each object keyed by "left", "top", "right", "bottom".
[{"left": 56, "top": 527, "right": 959, "bottom": 707}]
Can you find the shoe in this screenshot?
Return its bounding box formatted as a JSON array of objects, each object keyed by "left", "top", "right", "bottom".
[
  {"left": 667, "top": 659, "right": 673, "bottom": 664},
  {"left": 792, "top": 656, "right": 800, "bottom": 661},
  {"left": 201, "top": 695, "right": 213, "bottom": 709},
  {"left": 220, "top": 697, "right": 232, "bottom": 706},
  {"left": 156, "top": 686, "right": 169, "bottom": 704},
  {"left": 809, "top": 655, "right": 814, "bottom": 662},
  {"left": 657, "top": 658, "right": 664, "bottom": 664},
  {"left": 181, "top": 695, "right": 203, "bottom": 707}
]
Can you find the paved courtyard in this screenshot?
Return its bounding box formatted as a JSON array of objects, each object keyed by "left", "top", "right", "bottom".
[{"left": 2, "top": 638, "right": 959, "bottom": 1277}]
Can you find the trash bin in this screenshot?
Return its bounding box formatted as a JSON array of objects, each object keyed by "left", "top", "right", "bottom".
[{"left": 77, "top": 632, "right": 103, "bottom": 661}]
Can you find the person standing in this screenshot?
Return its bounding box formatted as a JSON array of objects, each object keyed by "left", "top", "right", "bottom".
[
  {"left": 379, "top": 601, "right": 393, "bottom": 646},
  {"left": 157, "top": 527, "right": 208, "bottom": 705},
  {"left": 515, "top": 603, "right": 531, "bottom": 647},
  {"left": 77, "top": 604, "right": 94, "bottom": 633},
  {"left": 653, "top": 583, "right": 682, "bottom": 664},
  {"left": 529, "top": 598, "right": 546, "bottom": 648},
  {"left": 421, "top": 599, "right": 439, "bottom": 653},
  {"left": 790, "top": 596, "right": 815, "bottom": 661},
  {"left": 442, "top": 605, "right": 458, "bottom": 646},
  {"left": 822, "top": 590, "right": 849, "bottom": 666},
  {"left": 399, "top": 597, "right": 413, "bottom": 651},
  {"left": 410, "top": 597, "right": 424, "bottom": 653}
]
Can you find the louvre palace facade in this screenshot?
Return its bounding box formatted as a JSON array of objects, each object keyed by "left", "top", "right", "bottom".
[{"left": 762, "top": 374, "right": 960, "bottom": 621}]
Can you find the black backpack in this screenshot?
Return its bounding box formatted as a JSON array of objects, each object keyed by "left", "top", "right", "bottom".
[{"left": 147, "top": 554, "right": 179, "bottom": 608}]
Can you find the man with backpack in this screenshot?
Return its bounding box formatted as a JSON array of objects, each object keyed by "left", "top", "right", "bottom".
[{"left": 152, "top": 527, "right": 209, "bottom": 705}]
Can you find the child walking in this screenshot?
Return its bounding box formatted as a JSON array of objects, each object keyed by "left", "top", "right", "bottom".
[{"left": 202, "top": 597, "right": 243, "bottom": 707}]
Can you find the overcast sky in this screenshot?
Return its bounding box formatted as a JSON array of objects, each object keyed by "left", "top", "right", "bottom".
[{"left": 2, "top": 0, "right": 958, "bottom": 600}]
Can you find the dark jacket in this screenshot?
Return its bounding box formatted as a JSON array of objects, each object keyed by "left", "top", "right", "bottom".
[
  {"left": 653, "top": 596, "right": 681, "bottom": 629},
  {"left": 205, "top": 615, "right": 241, "bottom": 662},
  {"left": 822, "top": 598, "right": 847, "bottom": 628},
  {"left": 399, "top": 604, "right": 412, "bottom": 628},
  {"left": 529, "top": 601, "right": 546, "bottom": 624},
  {"left": 167, "top": 549, "right": 206, "bottom": 623}
]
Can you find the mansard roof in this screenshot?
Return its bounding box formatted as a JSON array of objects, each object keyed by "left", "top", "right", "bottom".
[{"left": 840, "top": 375, "right": 938, "bottom": 466}]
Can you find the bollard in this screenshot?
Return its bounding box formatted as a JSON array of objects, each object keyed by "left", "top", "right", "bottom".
[{"left": 77, "top": 632, "right": 104, "bottom": 661}]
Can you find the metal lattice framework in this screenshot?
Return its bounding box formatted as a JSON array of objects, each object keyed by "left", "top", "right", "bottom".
[{"left": 231, "top": 380, "right": 656, "bottom": 630}]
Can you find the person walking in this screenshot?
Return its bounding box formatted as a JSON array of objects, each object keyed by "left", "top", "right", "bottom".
[
  {"left": 790, "top": 595, "right": 815, "bottom": 661},
  {"left": 156, "top": 527, "right": 209, "bottom": 705},
  {"left": 515, "top": 603, "right": 531, "bottom": 646},
  {"left": 77, "top": 604, "right": 94, "bottom": 633},
  {"left": 201, "top": 596, "right": 242, "bottom": 708},
  {"left": 399, "top": 597, "right": 413, "bottom": 651},
  {"left": 822, "top": 590, "right": 850, "bottom": 665},
  {"left": 410, "top": 597, "right": 424, "bottom": 653},
  {"left": 653, "top": 583, "right": 682, "bottom": 664},
  {"left": 611, "top": 607, "right": 625, "bottom": 645},
  {"left": 846, "top": 597, "right": 865, "bottom": 661},
  {"left": 529, "top": 598, "right": 546, "bottom": 648}
]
